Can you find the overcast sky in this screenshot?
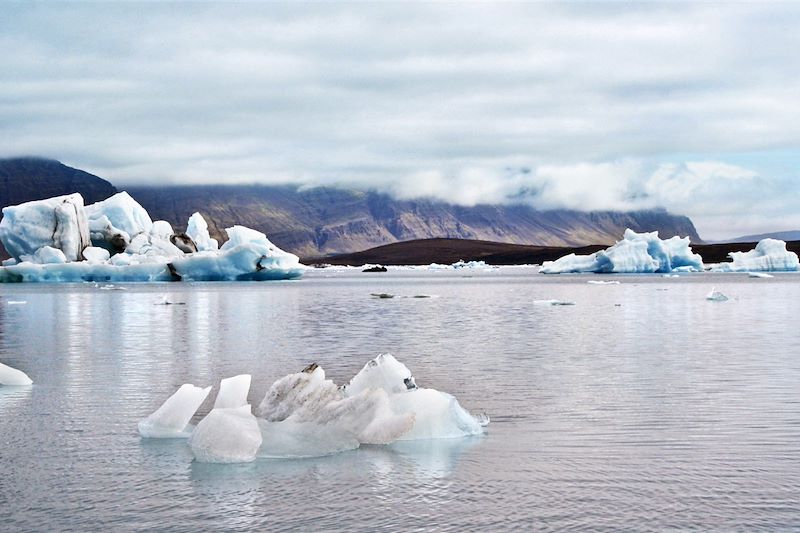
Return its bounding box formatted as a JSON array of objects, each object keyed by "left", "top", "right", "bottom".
[{"left": 2, "top": 2, "right": 799, "bottom": 239}]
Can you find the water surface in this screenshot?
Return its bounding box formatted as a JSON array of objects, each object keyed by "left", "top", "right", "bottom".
[{"left": 1, "top": 269, "right": 799, "bottom": 531}]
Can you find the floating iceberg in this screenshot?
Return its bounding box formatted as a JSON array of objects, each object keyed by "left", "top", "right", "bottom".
[
  {"left": 0, "top": 192, "right": 304, "bottom": 282},
  {"left": 540, "top": 229, "right": 703, "bottom": 274},
  {"left": 748, "top": 272, "right": 774, "bottom": 278},
  {"left": 705, "top": 287, "right": 729, "bottom": 302},
  {"left": 713, "top": 239, "right": 799, "bottom": 272},
  {"left": 587, "top": 280, "right": 620, "bottom": 285},
  {"left": 0, "top": 361, "right": 33, "bottom": 386},
  {"left": 138, "top": 383, "right": 212, "bottom": 438},
  {"left": 142, "top": 355, "right": 487, "bottom": 463}
]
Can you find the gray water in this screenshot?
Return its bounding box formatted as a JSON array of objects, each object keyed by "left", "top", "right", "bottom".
[{"left": 1, "top": 268, "right": 799, "bottom": 531}]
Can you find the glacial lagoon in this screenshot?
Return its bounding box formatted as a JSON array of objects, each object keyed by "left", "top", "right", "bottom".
[{"left": 2, "top": 268, "right": 800, "bottom": 530}]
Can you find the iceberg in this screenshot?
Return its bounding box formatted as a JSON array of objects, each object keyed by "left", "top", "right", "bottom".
[
  {"left": 713, "top": 239, "right": 799, "bottom": 272},
  {"left": 0, "top": 361, "right": 33, "bottom": 386},
  {"left": 138, "top": 383, "right": 211, "bottom": 438},
  {"left": 0, "top": 192, "right": 304, "bottom": 283},
  {"left": 189, "top": 375, "right": 262, "bottom": 463},
  {"left": 540, "top": 229, "right": 703, "bottom": 274},
  {"left": 0, "top": 193, "right": 91, "bottom": 262},
  {"left": 141, "top": 355, "right": 486, "bottom": 463}
]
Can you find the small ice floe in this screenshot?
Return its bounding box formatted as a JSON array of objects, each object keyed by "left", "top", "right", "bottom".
[
  {"left": 371, "top": 293, "right": 395, "bottom": 299},
  {"left": 99, "top": 284, "right": 127, "bottom": 291},
  {"left": 705, "top": 287, "right": 729, "bottom": 302},
  {"left": 747, "top": 272, "right": 774, "bottom": 279},
  {"left": 587, "top": 280, "right": 620, "bottom": 285},
  {"left": 534, "top": 299, "right": 576, "bottom": 306},
  {"left": 410, "top": 294, "right": 432, "bottom": 298},
  {"left": 0, "top": 361, "right": 33, "bottom": 385},
  {"left": 6, "top": 300, "right": 27, "bottom": 305},
  {"left": 662, "top": 274, "right": 680, "bottom": 278},
  {"left": 156, "top": 295, "right": 185, "bottom": 305},
  {"left": 138, "top": 384, "right": 211, "bottom": 438}
]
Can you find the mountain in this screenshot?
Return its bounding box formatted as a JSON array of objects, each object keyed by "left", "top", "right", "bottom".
[
  {"left": 719, "top": 230, "right": 800, "bottom": 244},
  {"left": 0, "top": 157, "right": 117, "bottom": 207},
  {"left": 126, "top": 185, "right": 701, "bottom": 257},
  {"left": 0, "top": 157, "right": 702, "bottom": 257}
]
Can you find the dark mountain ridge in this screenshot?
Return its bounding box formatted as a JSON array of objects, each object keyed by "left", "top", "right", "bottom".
[{"left": 0, "top": 157, "right": 702, "bottom": 257}]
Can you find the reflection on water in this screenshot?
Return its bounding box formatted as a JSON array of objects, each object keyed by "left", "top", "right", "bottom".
[{"left": 1, "top": 270, "right": 800, "bottom": 530}]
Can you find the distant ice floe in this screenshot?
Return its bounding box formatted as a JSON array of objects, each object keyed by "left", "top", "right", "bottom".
[
  {"left": 0, "top": 361, "right": 33, "bottom": 386},
  {"left": 0, "top": 192, "right": 304, "bottom": 282},
  {"left": 540, "top": 229, "right": 703, "bottom": 274},
  {"left": 713, "top": 239, "right": 799, "bottom": 272},
  {"left": 705, "top": 287, "right": 729, "bottom": 302},
  {"left": 587, "top": 280, "right": 620, "bottom": 285},
  {"left": 534, "top": 299, "right": 576, "bottom": 306},
  {"left": 139, "top": 354, "right": 487, "bottom": 463}
]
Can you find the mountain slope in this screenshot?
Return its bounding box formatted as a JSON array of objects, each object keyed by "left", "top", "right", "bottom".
[
  {"left": 0, "top": 157, "right": 702, "bottom": 257},
  {"left": 127, "top": 185, "right": 701, "bottom": 256},
  {"left": 0, "top": 157, "right": 117, "bottom": 207},
  {"left": 721, "top": 230, "right": 800, "bottom": 244}
]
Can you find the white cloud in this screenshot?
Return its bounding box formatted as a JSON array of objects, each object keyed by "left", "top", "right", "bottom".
[{"left": 1, "top": 2, "right": 799, "bottom": 239}]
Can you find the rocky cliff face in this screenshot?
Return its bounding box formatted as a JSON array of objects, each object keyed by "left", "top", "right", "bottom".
[
  {"left": 127, "top": 185, "right": 701, "bottom": 257},
  {"left": 0, "top": 158, "right": 702, "bottom": 258}
]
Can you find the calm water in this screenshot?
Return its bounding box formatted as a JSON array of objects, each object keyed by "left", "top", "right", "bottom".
[{"left": 1, "top": 268, "right": 799, "bottom": 531}]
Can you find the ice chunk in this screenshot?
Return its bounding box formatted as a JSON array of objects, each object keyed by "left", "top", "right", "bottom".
[
  {"left": 714, "top": 239, "right": 799, "bottom": 272},
  {"left": 85, "top": 192, "right": 153, "bottom": 238},
  {"left": 82, "top": 246, "right": 110, "bottom": 264},
  {"left": 0, "top": 361, "right": 33, "bottom": 386},
  {"left": 256, "top": 363, "right": 415, "bottom": 455},
  {"left": 346, "top": 353, "right": 417, "bottom": 396},
  {"left": 534, "top": 299, "right": 576, "bottom": 306},
  {"left": 587, "top": 280, "right": 620, "bottom": 285},
  {"left": 32, "top": 246, "right": 68, "bottom": 265},
  {"left": 186, "top": 212, "right": 219, "bottom": 252},
  {"left": 149, "top": 220, "right": 174, "bottom": 240},
  {"left": 189, "top": 405, "right": 263, "bottom": 463},
  {"left": 138, "top": 383, "right": 211, "bottom": 438},
  {"left": 706, "top": 287, "right": 729, "bottom": 302},
  {"left": 541, "top": 229, "right": 703, "bottom": 274},
  {"left": 345, "top": 354, "right": 486, "bottom": 440},
  {"left": 748, "top": 272, "right": 774, "bottom": 278},
  {"left": 0, "top": 193, "right": 90, "bottom": 262},
  {"left": 220, "top": 225, "right": 274, "bottom": 251},
  {"left": 88, "top": 214, "right": 130, "bottom": 252},
  {"left": 214, "top": 374, "right": 251, "bottom": 409}
]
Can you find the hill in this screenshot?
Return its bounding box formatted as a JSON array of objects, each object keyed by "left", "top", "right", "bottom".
[{"left": 310, "top": 238, "right": 800, "bottom": 267}]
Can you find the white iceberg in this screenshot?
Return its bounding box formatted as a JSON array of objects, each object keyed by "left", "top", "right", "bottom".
[
  {"left": 713, "top": 239, "right": 799, "bottom": 272},
  {"left": 0, "top": 192, "right": 304, "bottom": 283},
  {"left": 0, "top": 361, "right": 33, "bottom": 386},
  {"left": 0, "top": 193, "right": 91, "bottom": 262},
  {"left": 138, "top": 383, "right": 211, "bottom": 438},
  {"left": 587, "top": 280, "right": 620, "bottom": 285},
  {"left": 540, "top": 229, "right": 703, "bottom": 274},
  {"left": 748, "top": 272, "right": 774, "bottom": 278},
  {"left": 141, "top": 355, "right": 486, "bottom": 462}
]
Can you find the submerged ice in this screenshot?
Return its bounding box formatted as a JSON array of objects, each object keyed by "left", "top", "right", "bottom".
[
  {"left": 0, "top": 192, "right": 304, "bottom": 282},
  {"left": 139, "top": 354, "right": 487, "bottom": 463},
  {"left": 540, "top": 229, "right": 703, "bottom": 274}
]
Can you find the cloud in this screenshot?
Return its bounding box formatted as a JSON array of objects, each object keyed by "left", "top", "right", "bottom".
[{"left": 1, "top": 2, "right": 799, "bottom": 239}]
